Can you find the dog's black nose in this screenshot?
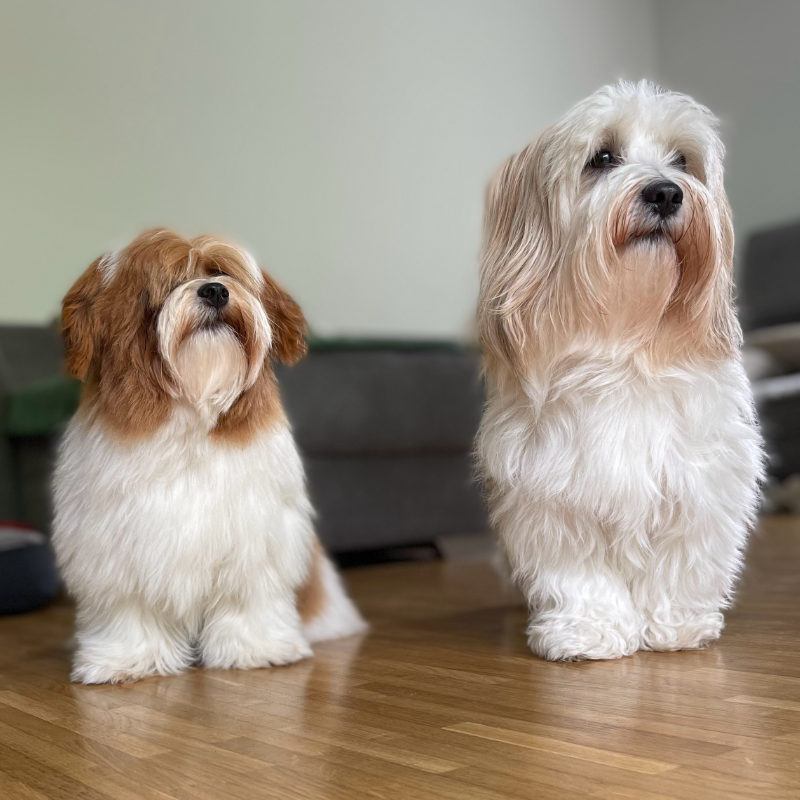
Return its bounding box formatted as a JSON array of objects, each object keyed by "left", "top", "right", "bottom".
[
  {"left": 197, "top": 282, "right": 229, "bottom": 309},
  {"left": 642, "top": 180, "right": 683, "bottom": 218}
]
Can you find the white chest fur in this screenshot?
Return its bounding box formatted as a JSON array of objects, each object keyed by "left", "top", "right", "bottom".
[
  {"left": 53, "top": 409, "right": 315, "bottom": 621},
  {"left": 480, "top": 354, "right": 763, "bottom": 537}
]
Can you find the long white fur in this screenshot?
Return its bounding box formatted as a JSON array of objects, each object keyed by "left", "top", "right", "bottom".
[
  {"left": 53, "top": 251, "right": 365, "bottom": 684},
  {"left": 477, "top": 81, "right": 764, "bottom": 661},
  {"left": 55, "top": 412, "right": 313, "bottom": 682}
]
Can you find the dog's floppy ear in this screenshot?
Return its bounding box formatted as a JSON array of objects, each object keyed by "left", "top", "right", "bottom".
[
  {"left": 261, "top": 271, "right": 308, "bottom": 365},
  {"left": 478, "top": 138, "right": 554, "bottom": 374},
  {"left": 62, "top": 258, "right": 105, "bottom": 381}
]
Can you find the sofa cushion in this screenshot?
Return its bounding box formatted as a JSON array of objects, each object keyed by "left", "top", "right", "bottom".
[
  {"left": 277, "top": 345, "right": 483, "bottom": 455},
  {"left": 0, "top": 526, "right": 59, "bottom": 614},
  {"left": 746, "top": 324, "right": 800, "bottom": 373},
  {"left": 306, "top": 453, "right": 487, "bottom": 552}
]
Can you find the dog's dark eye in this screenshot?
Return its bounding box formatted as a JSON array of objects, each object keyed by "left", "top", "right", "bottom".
[
  {"left": 586, "top": 149, "right": 620, "bottom": 170},
  {"left": 671, "top": 151, "right": 687, "bottom": 170}
]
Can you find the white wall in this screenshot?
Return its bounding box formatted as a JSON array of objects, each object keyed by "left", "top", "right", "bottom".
[
  {"left": 654, "top": 0, "right": 800, "bottom": 252},
  {"left": 0, "top": 0, "right": 657, "bottom": 336}
]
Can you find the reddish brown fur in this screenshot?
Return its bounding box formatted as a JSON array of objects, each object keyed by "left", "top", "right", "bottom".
[
  {"left": 61, "top": 228, "right": 308, "bottom": 443},
  {"left": 210, "top": 369, "right": 285, "bottom": 444},
  {"left": 296, "top": 539, "right": 326, "bottom": 624},
  {"left": 260, "top": 273, "right": 308, "bottom": 365},
  {"left": 609, "top": 188, "right": 736, "bottom": 365},
  {"left": 62, "top": 257, "right": 106, "bottom": 381}
]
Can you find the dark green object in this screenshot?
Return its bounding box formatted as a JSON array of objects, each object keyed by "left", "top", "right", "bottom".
[{"left": 2, "top": 376, "right": 81, "bottom": 437}]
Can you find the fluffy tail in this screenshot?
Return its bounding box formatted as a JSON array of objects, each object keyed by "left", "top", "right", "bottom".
[{"left": 299, "top": 544, "right": 368, "bottom": 643}]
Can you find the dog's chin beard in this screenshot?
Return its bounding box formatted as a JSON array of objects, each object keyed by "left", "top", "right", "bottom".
[
  {"left": 633, "top": 230, "right": 669, "bottom": 245},
  {"left": 603, "top": 230, "right": 681, "bottom": 342},
  {"left": 173, "top": 326, "right": 249, "bottom": 421},
  {"left": 626, "top": 222, "right": 677, "bottom": 249},
  {"left": 198, "top": 308, "right": 232, "bottom": 332}
]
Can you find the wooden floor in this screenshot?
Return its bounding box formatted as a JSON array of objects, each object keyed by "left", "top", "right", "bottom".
[{"left": 1, "top": 518, "right": 799, "bottom": 799}]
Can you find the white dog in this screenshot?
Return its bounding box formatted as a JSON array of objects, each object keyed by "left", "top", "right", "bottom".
[
  {"left": 53, "top": 229, "right": 366, "bottom": 683},
  {"left": 476, "top": 81, "right": 764, "bottom": 661}
]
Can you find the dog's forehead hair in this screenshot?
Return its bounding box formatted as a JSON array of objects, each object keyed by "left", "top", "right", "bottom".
[
  {"left": 558, "top": 81, "right": 717, "bottom": 166},
  {"left": 101, "top": 230, "right": 263, "bottom": 301},
  {"left": 610, "top": 100, "right": 712, "bottom": 161}
]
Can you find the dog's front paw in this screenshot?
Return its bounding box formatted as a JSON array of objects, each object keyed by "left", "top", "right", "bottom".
[
  {"left": 202, "top": 631, "right": 312, "bottom": 671},
  {"left": 72, "top": 662, "right": 153, "bottom": 685},
  {"left": 71, "top": 656, "right": 187, "bottom": 685},
  {"left": 641, "top": 610, "right": 724, "bottom": 652},
  {"left": 528, "top": 614, "right": 641, "bottom": 661},
  {"left": 248, "top": 635, "right": 313, "bottom": 668}
]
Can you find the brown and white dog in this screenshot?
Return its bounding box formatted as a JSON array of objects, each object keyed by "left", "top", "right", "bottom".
[{"left": 53, "top": 229, "right": 366, "bottom": 684}]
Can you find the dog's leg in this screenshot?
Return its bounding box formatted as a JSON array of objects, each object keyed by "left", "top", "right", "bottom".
[
  {"left": 200, "top": 586, "right": 312, "bottom": 671},
  {"left": 72, "top": 600, "right": 193, "bottom": 684},
  {"left": 523, "top": 566, "right": 642, "bottom": 661},
  {"left": 495, "top": 498, "right": 641, "bottom": 661},
  {"left": 634, "top": 513, "right": 749, "bottom": 652},
  {"left": 504, "top": 505, "right": 642, "bottom": 661}
]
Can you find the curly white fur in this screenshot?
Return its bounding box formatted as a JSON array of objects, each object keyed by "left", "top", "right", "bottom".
[{"left": 477, "top": 81, "right": 764, "bottom": 661}]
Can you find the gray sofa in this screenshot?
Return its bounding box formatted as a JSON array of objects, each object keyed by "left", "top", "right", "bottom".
[
  {"left": 0, "top": 332, "right": 488, "bottom": 554},
  {"left": 0, "top": 325, "right": 66, "bottom": 535},
  {"left": 277, "top": 345, "right": 486, "bottom": 552}
]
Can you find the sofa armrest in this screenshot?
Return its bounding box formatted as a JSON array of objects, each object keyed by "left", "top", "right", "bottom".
[{"left": 746, "top": 323, "right": 800, "bottom": 373}]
